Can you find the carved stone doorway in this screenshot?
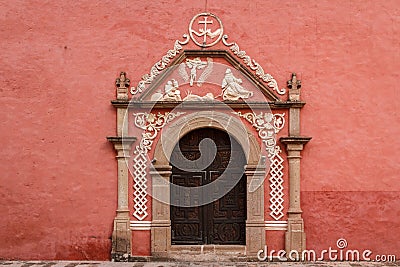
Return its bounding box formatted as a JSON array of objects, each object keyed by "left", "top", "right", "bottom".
[
  {"left": 150, "top": 112, "right": 267, "bottom": 257},
  {"left": 170, "top": 128, "right": 246, "bottom": 245}
]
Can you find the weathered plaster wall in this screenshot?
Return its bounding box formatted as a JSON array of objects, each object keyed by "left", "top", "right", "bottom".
[{"left": 0, "top": 0, "right": 399, "bottom": 260}]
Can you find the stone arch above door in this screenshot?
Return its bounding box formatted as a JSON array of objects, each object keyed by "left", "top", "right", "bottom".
[
  {"left": 150, "top": 111, "right": 266, "bottom": 256},
  {"left": 152, "top": 111, "right": 261, "bottom": 167}
]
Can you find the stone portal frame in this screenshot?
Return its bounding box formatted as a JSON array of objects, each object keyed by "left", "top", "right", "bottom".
[
  {"left": 109, "top": 71, "right": 311, "bottom": 260},
  {"left": 107, "top": 13, "right": 312, "bottom": 259},
  {"left": 150, "top": 111, "right": 266, "bottom": 257}
]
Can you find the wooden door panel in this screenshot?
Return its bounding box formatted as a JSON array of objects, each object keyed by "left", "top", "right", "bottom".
[
  {"left": 170, "top": 128, "right": 246, "bottom": 245},
  {"left": 171, "top": 173, "right": 204, "bottom": 244}
]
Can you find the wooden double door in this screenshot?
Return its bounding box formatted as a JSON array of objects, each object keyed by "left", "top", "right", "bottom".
[{"left": 170, "top": 128, "right": 246, "bottom": 245}]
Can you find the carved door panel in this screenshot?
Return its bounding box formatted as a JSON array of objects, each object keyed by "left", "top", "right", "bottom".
[{"left": 170, "top": 128, "right": 246, "bottom": 245}]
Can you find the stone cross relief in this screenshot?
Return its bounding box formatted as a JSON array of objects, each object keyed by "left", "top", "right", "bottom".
[
  {"left": 179, "top": 57, "right": 213, "bottom": 87},
  {"left": 191, "top": 16, "right": 222, "bottom": 44},
  {"left": 189, "top": 13, "right": 223, "bottom": 47}
]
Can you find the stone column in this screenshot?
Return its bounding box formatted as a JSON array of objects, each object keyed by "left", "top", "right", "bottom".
[
  {"left": 280, "top": 73, "right": 311, "bottom": 254},
  {"left": 245, "top": 164, "right": 266, "bottom": 256},
  {"left": 107, "top": 72, "right": 136, "bottom": 261},
  {"left": 107, "top": 137, "right": 136, "bottom": 261},
  {"left": 150, "top": 165, "right": 172, "bottom": 257},
  {"left": 280, "top": 137, "right": 310, "bottom": 253}
]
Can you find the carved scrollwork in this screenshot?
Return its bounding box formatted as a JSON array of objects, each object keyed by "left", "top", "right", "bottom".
[
  {"left": 235, "top": 111, "right": 285, "bottom": 157},
  {"left": 222, "top": 35, "right": 286, "bottom": 95},
  {"left": 130, "top": 35, "right": 190, "bottom": 95}
]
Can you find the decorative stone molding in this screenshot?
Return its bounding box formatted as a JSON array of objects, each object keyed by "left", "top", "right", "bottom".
[
  {"left": 107, "top": 136, "right": 136, "bottom": 261},
  {"left": 235, "top": 112, "right": 285, "bottom": 157},
  {"left": 112, "top": 99, "right": 305, "bottom": 110},
  {"left": 265, "top": 220, "right": 288, "bottom": 231},
  {"left": 130, "top": 221, "right": 152, "bottom": 231},
  {"left": 130, "top": 37, "right": 190, "bottom": 95},
  {"left": 222, "top": 36, "right": 285, "bottom": 95}
]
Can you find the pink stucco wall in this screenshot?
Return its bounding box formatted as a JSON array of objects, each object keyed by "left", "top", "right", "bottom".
[{"left": 0, "top": 0, "right": 399, "bottom": 260}]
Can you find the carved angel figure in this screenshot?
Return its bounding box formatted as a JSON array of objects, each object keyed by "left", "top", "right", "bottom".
[{"left": 221, "top": 68, "right": 253, "bottom": 101}]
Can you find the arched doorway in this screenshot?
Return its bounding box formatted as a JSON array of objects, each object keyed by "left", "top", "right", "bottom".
[
  {"left": 150, "top": 111, "right": 266, "bottom": 256},
  {"left": 170, "top": 128, "right": 246, "bottom": 245}
]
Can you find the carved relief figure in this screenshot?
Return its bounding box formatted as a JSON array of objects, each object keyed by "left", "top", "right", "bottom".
[
  {"left": 179, "top": 57, "right": 214, "bottom": 87},
  {"left": 183, "top": 91, "right": 215, "bottom": 101},
  {"left": 162, "top": 79, "right": 181, "bottom": 101},
  {"left": 221, "top": 68, "right": 253, "bottom": 101},
  {"left": 186, "top": 57, "right": 207, "bottom": 86}
]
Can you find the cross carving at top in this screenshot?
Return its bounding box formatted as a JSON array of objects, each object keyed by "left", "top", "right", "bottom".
[{"left": 199, "top": 16, "right": 213, "bottom": 44}]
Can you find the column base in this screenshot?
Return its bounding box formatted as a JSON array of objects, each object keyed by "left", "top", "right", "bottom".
[
  {"left": 111, "top": 216, "right": 132, "bottom": 261},
  {"left": 285, "top": 218, "right": 306, "bottom": 254},
  {"left": 151, "top": 220, "right": 171, "bottom": 257},
  {"left": 246, "top": 221, "right": 265, "bottom": 256}
]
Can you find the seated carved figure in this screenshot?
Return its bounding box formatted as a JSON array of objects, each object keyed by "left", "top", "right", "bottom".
[
  {"left": 162, "top": 79, "right": 181, "bottom": 101},
  {"left": 221, "top": 68, "right": 253, "bottom": 101}
]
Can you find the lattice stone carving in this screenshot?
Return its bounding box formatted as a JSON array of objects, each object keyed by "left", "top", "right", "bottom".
[
  {"left": 269, "top": 146, "right": 285, "bottom": 220},
  {"left": 132, "top": 112, "right": 185, "bottom": 220},
  {"left": 235, "top": 111, "right": 285, "bottom": 220}
]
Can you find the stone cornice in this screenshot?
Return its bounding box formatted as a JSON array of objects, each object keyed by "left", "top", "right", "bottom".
[
  {"left": 111, "top": 99, "right": 306, "bottom": 110},
  {"left": 106, "top": 136, "right": 137, "bottom": 145},
  {"left": 279, "top": 136, "right": 312, "bottom": 145}
]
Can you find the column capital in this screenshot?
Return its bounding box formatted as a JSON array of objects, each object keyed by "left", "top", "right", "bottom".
[
  {"left": 280, "top": 136, "right": 312, "bottom": 151},
  {"left": 107, "top": 136, "right": 137, "bottom": 145},
  {"left": 107, "top": 136, "right": 136, "bottom": 152}
]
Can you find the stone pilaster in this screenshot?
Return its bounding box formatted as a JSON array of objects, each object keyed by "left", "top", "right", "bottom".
[
  {"left": 150, "top": 165, "right": 172, "bottom": 257},
  {"left": 107, "top": 72, "right": 135, "bottom": 261},
  {"left": 245, "top": 164, "right": 266, "bottom": 256},
  {"left": 107, "top": 137, "right": 136, "bottom": 261},
  {"left": 279, "top": 73, "right": 311, "bottom": 255},
  {"left": 280, "top": 138, "right": 310, "bottom": 253}
]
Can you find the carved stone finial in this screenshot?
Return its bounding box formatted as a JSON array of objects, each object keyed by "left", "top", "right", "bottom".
[
  {"left": 287, "top": 73, "right": 301, "bottom": 101},
  {"left": 116, "top": 72, "right": 130, "bottom": 88},
  {"left": 115, "top": 72, "right": 130, "bottom": 100}
]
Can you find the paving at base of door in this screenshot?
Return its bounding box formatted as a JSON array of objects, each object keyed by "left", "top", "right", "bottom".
[{"left": 0, "top": 261, "right": 399, "bottom": 267}]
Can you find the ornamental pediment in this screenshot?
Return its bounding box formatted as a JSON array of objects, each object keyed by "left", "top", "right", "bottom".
[
  {"left": 136, "top": 50, "right": 281, "bottom": 103},
  {"left": 128, "top": 13, "right": 288, "bottom": 104}
]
